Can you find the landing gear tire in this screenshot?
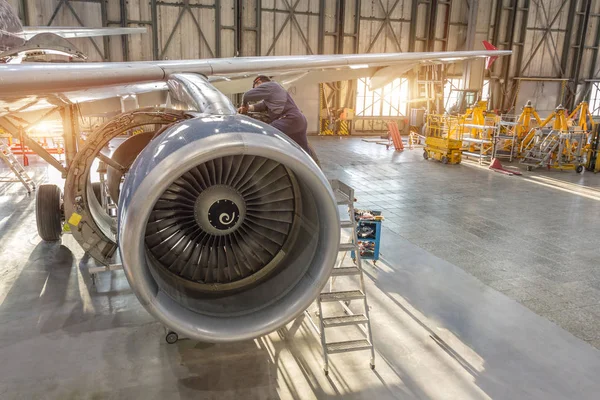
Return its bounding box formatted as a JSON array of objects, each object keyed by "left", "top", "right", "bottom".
[
  {"left": 36, "top": 184, "right": 63, "bottom": 241},
  {"left": 423, "top": 151, "right": 429, "bottom": 160},
  {"left": 165, "top": 331, "right": 179, "bottom": 344},
  {"left": 526, "top": 166, "right": 533, "bottom": 171},
  {"left": 576, "top": 165, "right": 584, "bottom": 173},
  {"left": 441, "top": 156, "right": 449, "bottom": 164}
]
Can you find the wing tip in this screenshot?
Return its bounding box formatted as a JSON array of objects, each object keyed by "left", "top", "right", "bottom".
[
  {"left": 482, "top": 40, "right": 497, "bottom": 51},
  {"left": 482, "top": 41, "right": 499, "bottom": 69}
]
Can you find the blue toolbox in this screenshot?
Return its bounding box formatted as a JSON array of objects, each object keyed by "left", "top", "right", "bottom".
[{"left": 351, "top": 210, "right": 383, "bottom": 263}]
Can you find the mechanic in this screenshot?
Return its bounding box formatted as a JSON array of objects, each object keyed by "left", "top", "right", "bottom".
[{"left": 238, "top": 76, "right": 310, "bottom": 154}]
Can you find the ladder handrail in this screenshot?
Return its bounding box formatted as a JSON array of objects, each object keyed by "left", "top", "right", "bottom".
[
  {"left": 0, "top": 141, "right": 35, "bottom": 194},
  {"left": 310, "top": 179, "right": 376, "bottom": 375}
]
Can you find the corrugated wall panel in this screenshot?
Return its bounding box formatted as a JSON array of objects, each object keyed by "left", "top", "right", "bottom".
[
  {"left": 580, "top": 1, "right": 600, "bottom": 80},
  {"left": 125, "top": 0, "right": 154, "bottom": 61},
  {"left": 105, "top": 0, "right": 123, "bottom": 62},
  {"left": 258, "top": 0, "right": 324, "bottom": 56},
  {"left": 241, "top": 0, "right": 259, "bottom": 56},
  {"left": 520, "top": 0, "right": 569, "bottom": 77},
  {"left": 220, "top": 0, "right": 236, "bottom": 57}
]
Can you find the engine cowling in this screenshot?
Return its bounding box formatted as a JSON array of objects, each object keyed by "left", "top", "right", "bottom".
[{"left": 118, "top": 114, "right": 340, "bottom": 342}]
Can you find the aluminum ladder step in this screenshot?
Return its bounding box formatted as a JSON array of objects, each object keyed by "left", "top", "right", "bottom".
[
  {"left": 331, "top": 266, "right": 361, "bottom": 276},
  {"left": 314, "top": 179, "right": 375, "bottom": 373},
  {"left": 322, "top": 314, "right": 368, "bottom": 328},
  {"left": 462, "top": 151, "right": 491, "bottom": 158},
  {"left": 340, "top": 220, "right": 354, "bottom": 228},
  {"left": 339, "top": 242, "right": 355, "bottom": 252},
  {"left": 1, "top": 145, "right": 35, "bottom": 193},
  {"left": 320, "top": 290, "right": 365, "bottom": 302},
  {"left": 326, "top": 339, "right": 372, "bottom": 354},
  {"left": 335, "top": 191, "right": 351, "bottom": 205}
]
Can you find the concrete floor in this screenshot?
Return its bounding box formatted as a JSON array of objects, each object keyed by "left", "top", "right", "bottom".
[
  {"left": 318, "top": 137, "right": 600, "bottom": 349},
  {"left": 1, "top": 136, "right": 600, "bottom": 399}
]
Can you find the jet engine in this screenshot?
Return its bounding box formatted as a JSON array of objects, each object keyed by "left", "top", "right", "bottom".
[{"left": 118, "top": 114, "right": 340, "bottom": 342}]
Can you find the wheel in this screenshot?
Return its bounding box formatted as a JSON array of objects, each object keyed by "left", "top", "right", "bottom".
[
  {"left": 423, "top": 150, "right": 429, "bottom": 160},
  {"left": 441, "top": 156, "right": 449, "bottom": 164},
  {"left": 36, "top": 184, "right": 63, "bottom": 241},
  {"left": 91, "top": 182, "right": 102, "bottom": 203},
  {"left": 165, "top": 331, "right": 178, "bottom": 344},
  {"left": 324, "top": 369, "right": 329, "bottom": 376},
  {"left": 526, "top": 166, "right": 533, "bottom": 171},
  {"left": 576, "top": 165, "right": 584, "bottom": 173},
  {"left": 370, "top": 363, "right": 375, "bottom": 370}
]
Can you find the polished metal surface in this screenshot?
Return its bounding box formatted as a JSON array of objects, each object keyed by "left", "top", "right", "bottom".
[
  {"left": 0, "top": 32, "right": 86, "bottom": 60},
  {"left": 167, "top": 73, "right": 237, "bottom": 115},
  {"left": 54, "top": 74, "right": 339, "bottom": 341},
  {"left": 0, "top": 50, "right": 511, "bottom": 95},
  {"left": 118, "top": 115, "right": 340, "bottom": 342}
]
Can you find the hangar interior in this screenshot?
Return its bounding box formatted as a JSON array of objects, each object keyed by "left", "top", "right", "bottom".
[{"left": 1, "top": 0, "right": 600, "bottom": 399}]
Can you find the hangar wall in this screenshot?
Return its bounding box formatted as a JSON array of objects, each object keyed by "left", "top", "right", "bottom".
[{"left": 8, "top": 0, "right": 600, "bottom": 127}]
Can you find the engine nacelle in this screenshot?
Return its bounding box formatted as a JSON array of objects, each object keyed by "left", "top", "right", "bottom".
[{"left": 118, "top": 114, "right": 340, "bottom": 342}]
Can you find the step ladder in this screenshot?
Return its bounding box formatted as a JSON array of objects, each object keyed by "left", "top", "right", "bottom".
[
  {"left": 520, "top": 129, "right": 560, "bottom": 169},
  {"left": 0, "top": 141, "right": 35, "bottom": 194},
  {"left": 305, "top": 179, "right": 375, "bottom": 375}
]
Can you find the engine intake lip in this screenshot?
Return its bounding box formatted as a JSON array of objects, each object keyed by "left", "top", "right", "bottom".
[{"left": 119, "top": 116, "right": 339, "bottom": 343}]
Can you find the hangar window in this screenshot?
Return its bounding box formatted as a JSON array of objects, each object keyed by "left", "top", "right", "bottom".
[
  {"left": 444, "top": 78, "right": 463, "bottom": 111},
  {"left": 355, "top": 77, "right": 409, "bottom": 117},
  {"left": 589, "top": 83, "right": 600, "bottom": 116},
  {"left": 482, "top": 79, "right": 490, "bottom": 100}
]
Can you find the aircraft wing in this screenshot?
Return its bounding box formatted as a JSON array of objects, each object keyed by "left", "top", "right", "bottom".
[
  {"left": 0, "top": 49, "right": 510, "bottom": 120},
  {"left": 1, "top": 50, "right": 509, "bottom": 94},
  {"left": 19, "top": 26, "right": 147, "bottom": 40}
]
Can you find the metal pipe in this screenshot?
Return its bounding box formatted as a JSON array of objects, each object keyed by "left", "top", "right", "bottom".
[
  {"left": 119, "top": 0, "right": 130, "bottom": 61},
  {"left": 569, "top": 0, "right": 592, "bottom": 107},
  {"left": 60, "top": 105, "right": 79, "bottom": 169},
  {"left": 166, "top": 73, "right": 237, "bottom": 115},
  {"left": 560, "top": 0, "right": 578, "bottom": 78},
  {"left": 215, "top": 0, "right": 221, "bottom": 57},
  {"left": 151, "top": 0, "right": 159, "bottom": 60}
]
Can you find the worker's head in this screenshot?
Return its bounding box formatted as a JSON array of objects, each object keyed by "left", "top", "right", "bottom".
[{"left": 253, "top": 75, "right": 271, "bottom": 88}]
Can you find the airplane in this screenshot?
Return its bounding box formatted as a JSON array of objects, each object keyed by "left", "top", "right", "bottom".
[
  {"left": 0, "top": 0, "right": 145, "bottom": 61},
  {"left": 0, "top": 1, "right": 510, "bottom": 344}
]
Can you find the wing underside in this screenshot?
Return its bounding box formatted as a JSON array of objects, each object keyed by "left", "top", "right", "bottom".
[{"left": 0, "top": 49, "right": 510, "bottom": 120}]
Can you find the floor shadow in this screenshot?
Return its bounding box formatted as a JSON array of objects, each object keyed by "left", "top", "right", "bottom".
[{"left": 0, "top": 240, "right": 74, "bottom": 347}]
